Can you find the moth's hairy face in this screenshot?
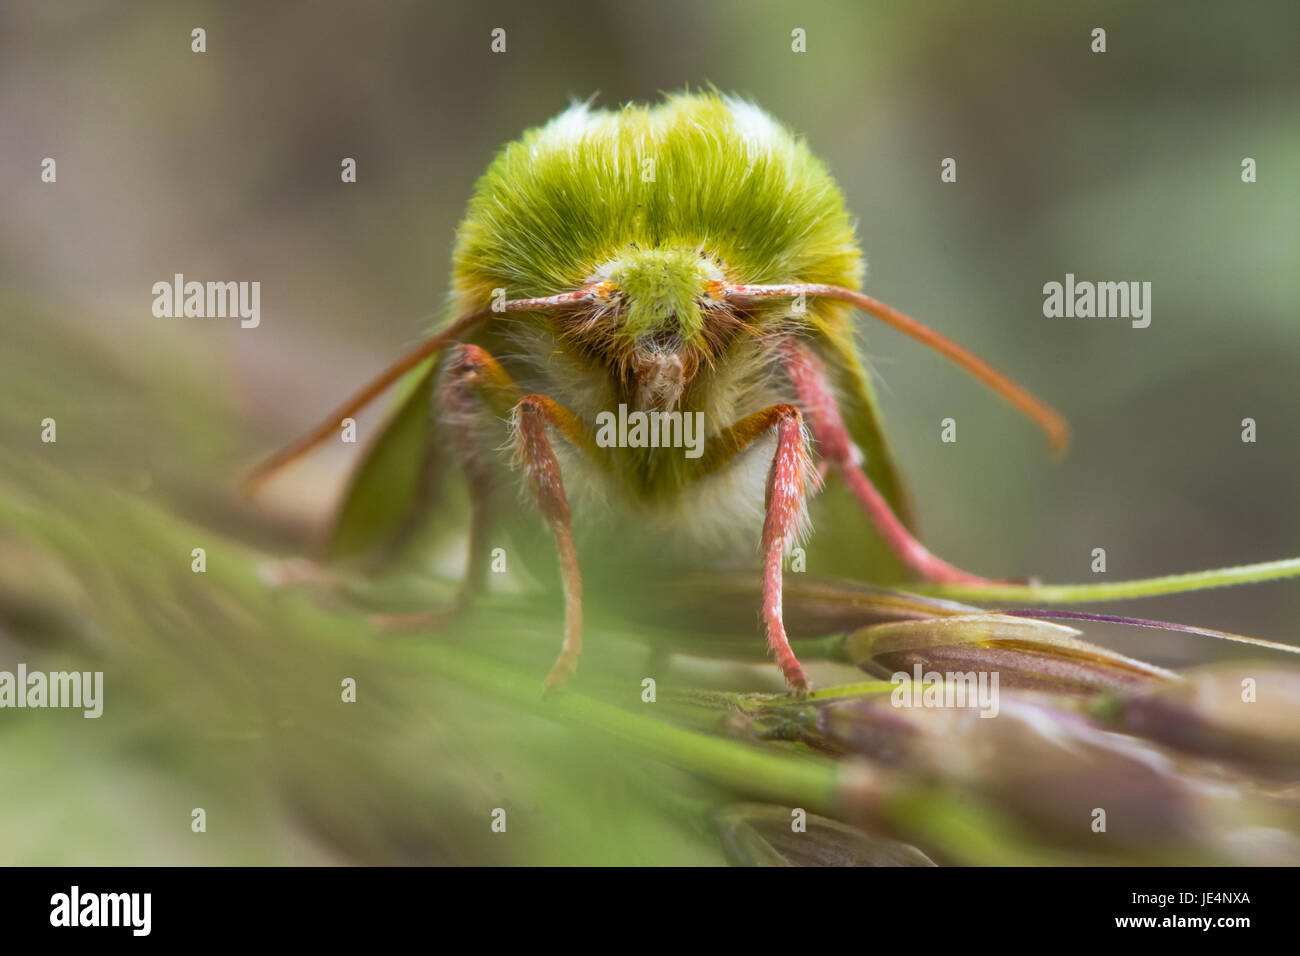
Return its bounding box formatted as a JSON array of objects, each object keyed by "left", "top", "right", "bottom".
[
  {"left": 555, "top": 246, "right": 761, "bottom": 412},
  {"left": 451, "top": 92, "right": 865, "bottom": 412}
]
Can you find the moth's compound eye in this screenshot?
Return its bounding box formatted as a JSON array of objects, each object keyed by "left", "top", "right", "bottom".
[
  {"left": 700, "top": 278, "right": 728, "bottom": 304},
  {"left": 587, "top": 280, "right": 619, "bottom": 303}
]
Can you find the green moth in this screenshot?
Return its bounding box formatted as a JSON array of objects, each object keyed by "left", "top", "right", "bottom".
[{"left": 247, "top": 91, "right": 1071, "bottom": 692}]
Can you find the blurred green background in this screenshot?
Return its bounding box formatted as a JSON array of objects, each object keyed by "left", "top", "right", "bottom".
[{"left": 1, "top": 0, "right": 1297, "bottom": 864}]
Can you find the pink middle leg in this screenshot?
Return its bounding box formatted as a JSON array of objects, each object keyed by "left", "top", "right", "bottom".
[
  {"left": 759, "top": 406, "right": 818, "bottom": 693},
  {"left": 695, "top": 403, "right": 821, "bottom": 692},
  {"left": 511, "top": 394, "right": 585, "bottom": 688},
  {"left": 783, "top": 341, "right": 1004, "bottom": 586},
  {"left": 376, "top": 344, "right": 513, "bottom": 630}
]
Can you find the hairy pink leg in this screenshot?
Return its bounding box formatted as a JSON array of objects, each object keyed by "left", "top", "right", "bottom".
[
  {"left": 512, "top": 394, "right": 585, "bottom": 688},
  {"left": 784, "top": 342, "right": 1003, "bottom": 586},
  {"left": 376, "top": 344, "right": 516, "bottom": 631},
  {"left": 760, "top": 407, "right": 815, "bottom": 693},
  {"left": 442, "top": 345, "right": 520, "bottom": 610},
  {"left": 695, "top": 403, "right": 820, "bottom": 692}
]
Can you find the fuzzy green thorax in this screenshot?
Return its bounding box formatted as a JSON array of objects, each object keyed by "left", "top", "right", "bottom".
[{"left": 449, "top": 90, "right": 863, "bottom": 314}]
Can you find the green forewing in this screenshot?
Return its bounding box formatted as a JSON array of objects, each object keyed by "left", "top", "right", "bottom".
[
  {"left": 325, "top": 358, "right": 441, "bottom": 561},
  {"left": 820, "top": 323, "right": 915, "bottom": 527},
  {"left": 802, "top": 322, "right": 916, "bottom": 584}
]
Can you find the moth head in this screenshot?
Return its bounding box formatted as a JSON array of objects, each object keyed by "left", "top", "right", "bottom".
[{"left": 557, "top": 246, "right": 751, "bottom": 411}]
